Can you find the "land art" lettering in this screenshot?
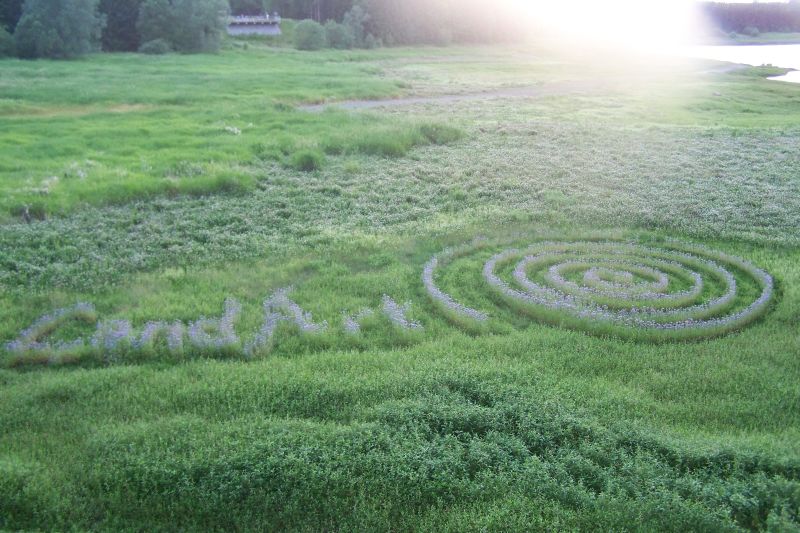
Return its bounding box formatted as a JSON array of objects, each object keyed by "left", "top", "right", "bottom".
[
  {"left": 4, "top": 289, "right": 422, "bottom": 365},
  {"left": 4, "top": 238, "right": 776, "bottom": 366}
]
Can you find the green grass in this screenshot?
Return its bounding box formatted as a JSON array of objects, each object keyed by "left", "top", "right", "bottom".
[
  {"left": 1, "top": 43, "right": 799, "bottom": 530},
  {"left": 0, "top": 46, "right": 462, "bottom": 218}
]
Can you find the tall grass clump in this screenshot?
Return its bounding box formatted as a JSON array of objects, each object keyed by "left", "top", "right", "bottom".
[
  {"left": 417, "top": 123, "right": 464, "bottom": 144},
  {"left": 288, "top": 149, "right": 325, "bottom": 172},
  {"left": 322, "top": 122, "right": 463, "bottom": 158}
]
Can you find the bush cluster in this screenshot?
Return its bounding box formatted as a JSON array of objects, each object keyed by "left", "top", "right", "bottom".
[
  {"left": 293, "top": 14, "right": 380, "bottom": 51},
  {"left": 291, "top": 4, "right": 383, "bottom": 51},
  {"left": 324, "top": 20, "right": 352, "bottom": 49},
  {"left": 267, "top": 0, "right": 528, "bottom": 46},
  {"left": 293, "top": 18, "right": 326, "bottom": 50},
  {"left": 138, "top": 0, "right": 229, "bottom": 53},
  {"left": 12, "top": 0, "right": 104, "bottom": 59}
]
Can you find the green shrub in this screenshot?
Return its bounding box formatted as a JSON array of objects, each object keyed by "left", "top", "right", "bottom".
[
  {"left": 0, "top": 25, "right": 13, "bottom": 57},
  {"left": 138, "top": 37, "right": 171, "bottom": 54},
  {"left": 288, "top": 149, "right": 324, "bottom": 171},
  {"left": 324, "top": 20, "right": 353, "bottom": 49},
  {"left": 293, "top": 19, "right": 326, "bottom": 50},
  {"left": 137, "top": 0, "right": 229, "bottom": 53},
  {"left": 13, "top": 0, "right": 104, "bottom": 59},
  {"left": 322, "top": 122, "right": 464, "bottom": 158}
]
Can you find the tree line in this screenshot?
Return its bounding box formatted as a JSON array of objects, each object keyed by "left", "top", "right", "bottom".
[
  {"left": 0, "top": 0, "right": 231, "bottom": 58},
  {"left": 4, "top": 0, "right": 800, "bottom": 60},
  {"left": 702, "top": 1, "right": 800, "bottom": 35},
  {"left": 1, "top": 0, "right": 526, "bottom": 59}
]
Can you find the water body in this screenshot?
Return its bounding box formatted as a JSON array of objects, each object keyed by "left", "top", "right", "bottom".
[{"left": 683, "top": 44, "right": 800, "bottom": 83}]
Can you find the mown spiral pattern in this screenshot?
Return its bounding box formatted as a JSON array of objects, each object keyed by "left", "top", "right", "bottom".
[{"left": 424, "top": 240, "right": 774, "bottom": 340}]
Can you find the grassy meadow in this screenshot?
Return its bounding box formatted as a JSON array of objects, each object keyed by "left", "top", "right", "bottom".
[
  {"left": 1, "top": 40, "right": 800, "bottom": 530},
  {"left": 0, "top": 45, "right": 463, "bottom": 217}
]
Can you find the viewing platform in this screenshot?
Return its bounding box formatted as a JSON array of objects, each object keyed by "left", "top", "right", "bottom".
[{"left": 228, "top": 14, "right": 282, "bottom": 36}]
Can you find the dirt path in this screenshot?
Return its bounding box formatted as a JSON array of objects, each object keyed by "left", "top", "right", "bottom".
[
  {"left": 298, "top": 81, "right": 600, "bottom": 112},
  {"left": 298, "top": 63, "right": 752, "bottom": 112}
]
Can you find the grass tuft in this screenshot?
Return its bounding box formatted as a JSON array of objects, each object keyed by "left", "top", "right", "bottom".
[{"left": 288, "top": 149, "right": 325, "bottom": 172}]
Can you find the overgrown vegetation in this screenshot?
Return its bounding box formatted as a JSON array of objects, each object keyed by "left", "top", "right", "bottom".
[{"left": 1, "top": 44, "right": 799, "bottom": 529}]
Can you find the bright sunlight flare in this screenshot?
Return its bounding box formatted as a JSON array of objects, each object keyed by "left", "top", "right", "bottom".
[{"left": 516, "top": 0, "right": 706, "bottom": 53}]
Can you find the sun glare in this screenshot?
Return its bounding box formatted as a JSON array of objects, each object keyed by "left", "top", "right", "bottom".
[{"left": 516, "top": 0, "right": 704, "bottom": 54}]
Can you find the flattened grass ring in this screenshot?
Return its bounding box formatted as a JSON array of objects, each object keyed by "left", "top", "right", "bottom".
[{"left": 424, "top": 239, "right": 774, "bottom": 341}]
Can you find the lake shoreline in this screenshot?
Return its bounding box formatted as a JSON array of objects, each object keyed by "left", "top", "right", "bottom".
[
  {"left": 695, "top": 31, "right": 800, "bottom": 47},
  {"left": 705, "top": 39, "right": 800, "bottom": 46},
  {"left": 684, "top": 43, "right": 800, "bottom": 83}
]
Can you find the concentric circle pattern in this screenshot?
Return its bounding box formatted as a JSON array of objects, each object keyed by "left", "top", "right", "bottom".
[{"left": 424, "top": 240, "right": 774, "bottom": 340}]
